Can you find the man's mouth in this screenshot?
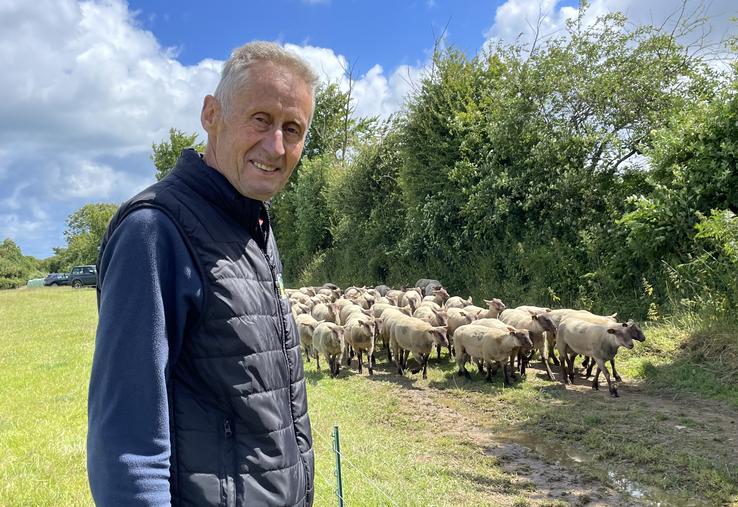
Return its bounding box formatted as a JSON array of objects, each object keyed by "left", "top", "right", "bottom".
[{"left": 252, "top": 160, "right": 279, "bottom": 172}]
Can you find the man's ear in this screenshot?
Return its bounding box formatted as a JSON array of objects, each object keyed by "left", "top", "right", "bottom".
[{"left": 201, "top": 95, "right": 221, "bottom": 134}]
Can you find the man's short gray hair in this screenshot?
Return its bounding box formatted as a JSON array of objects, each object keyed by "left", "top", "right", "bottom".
[{"left": 214, "top": 41, "right": 319, "bottom": 117}]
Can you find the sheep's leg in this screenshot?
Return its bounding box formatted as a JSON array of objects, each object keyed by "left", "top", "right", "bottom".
[
  {"left": 476, "top": 357, "right": 485, "bottom": 376},
  {"left": 304, "top": 345, "right": 310, "bottom": 361},
  {"left": 610, "top": 359, "right": 621, "bottom": 382},
  {"left": 346, "top": 345, "right": 353, "bottom": 366},
  {"left": 503, "top": 362, "right": 512, "bottom": 387},
  {"left": 436, "top": 344, "right": 441, "bottom": 360},
  {"left": 368, "top": 345, "right": 375, "bottom": 375},
  {"left": 422, "top": 353, "right": 429, "bottom": 380},
  {"left": 357, "top": 349, "right": 363, "bottom": 374},
  {"left": 397, "top": 349, "right": 404, "bottom": 375},
  {"left": 592, "top": 365, "right": 601, "bottom": 390},
  {"left": 328, "top": 356, "right": 335, "bottom": 378},
  {"left": 594, "top": 358, "right": 617, "bottom": 397},
  {"left": 316, "top": 353, "right": 321, "bottom": 372},
  {"left": 485, "top": 362, "right": 494, "bottom": 382},
  {"left": 559, "top": 352, "right": 569, "bottom": 385},
  {"left": 538, "top": 335, "right": 554, "bottom": 381},
  {"left": 547, "top": 332, "right": 559, "bottom": 366},
  {"left": 581, "top": 355, "right": 590, "bottom": 368},
  {"left": 584, "top": 357, "right": 596, "bottom": 379}
]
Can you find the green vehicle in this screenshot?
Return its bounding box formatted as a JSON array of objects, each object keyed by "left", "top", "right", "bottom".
[{"left": 69, "top": 265, "right": 97, "bottom": 288}]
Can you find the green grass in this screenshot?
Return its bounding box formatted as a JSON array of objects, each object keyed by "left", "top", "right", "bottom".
[{"left": 2, "top": 288, "right": 738, "bottom": 506}]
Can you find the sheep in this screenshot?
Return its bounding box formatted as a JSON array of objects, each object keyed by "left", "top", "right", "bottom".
[
  {"left": 290, "top": 302, "right": 312, "bottom": 319},
  {"left": 473, "top": 318, "right": 530, "bottom": 377},
  {"left": 312, "top": 322, "right": 346, "bottom": 378},
  {"left": 343, "top": 314, "right": 377, "bottom": 375},
  {"left": 338, "top": 302, "right": 371, "bottom": 326},
  {"left": 295, "top": 313, "right": 319, "bottom": 361},
  {"left": 371, "top": 302, "right": 412, "bottom": 319},
  {"left": 413, "top": 305, "right": 449, "bottom": 359},
  {"left": 453, "top": 324, "right": 533, "bottom": 386},
  {"left": 557, "top": 319, "right": 645, "bottom": 397},
  {"left": 515, "top": 305, "right": 552, "bottom": 314},
  {"left": 482, "top": 298, "right": 506, "bottom": 318},
  {"left": 415, "top": 278, "right": 442, "bottom": 296},
  {"left": 389, "top": 316, "right": 448, "bottom": 379},
  {"left": 373, "top": 284, "right": 391, "bottom": 296},
  {"left": 499, "top": 309, "right": 558, "bottom": 380},
  {"left": 399, "top": 288, "right": 423, "bottom": 313},
  {"left": 462, "top": 305, "right": 488, "bottom": 319},
  {"left": 430, "top": 287, "right": 450, "bottom": 306},
  {"left": 312, "top": 302, "right": 339, "bottom": 323},
  {"left": 445, "top": 296, "right": 473, "bottom": 309},
  {"left": 446, "top": 308, "right": 475, "bottom": 338},
  {"left": 375, "top": 307, "right": 411, "bottom": 362},
  {"left": 554, "top": 310, "right": 618, "bottom": 376}
]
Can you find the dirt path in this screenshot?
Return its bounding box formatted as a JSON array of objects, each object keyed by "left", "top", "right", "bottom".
[{"left": 376, "top": 362, "right": 738, "bottom": 506}]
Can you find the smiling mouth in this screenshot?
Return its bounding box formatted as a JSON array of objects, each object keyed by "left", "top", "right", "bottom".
[{"left": 252, "top": 160, "right": 279, "bottom": 172}]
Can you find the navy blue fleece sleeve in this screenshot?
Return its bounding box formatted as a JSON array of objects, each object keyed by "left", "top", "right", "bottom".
[{"left": 88, "top": 208, "right": 202, "bottom": 506}]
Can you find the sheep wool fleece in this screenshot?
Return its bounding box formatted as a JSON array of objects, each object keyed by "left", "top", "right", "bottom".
[{"left": 99, "top": 149, "right": 314, "bottom": 506}]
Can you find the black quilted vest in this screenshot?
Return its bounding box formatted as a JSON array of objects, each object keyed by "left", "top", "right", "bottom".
[{"left": 98, "top": 149, "right": 314, "bottom": 506}]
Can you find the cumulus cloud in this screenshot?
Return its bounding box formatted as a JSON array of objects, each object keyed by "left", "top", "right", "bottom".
[{"left": 0, "top": 0, "right": 426, "bottom": 258}]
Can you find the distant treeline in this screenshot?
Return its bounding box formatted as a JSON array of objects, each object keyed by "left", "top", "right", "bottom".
[{"left": 272, "top": 9, "right": 738, "bottom": 320}]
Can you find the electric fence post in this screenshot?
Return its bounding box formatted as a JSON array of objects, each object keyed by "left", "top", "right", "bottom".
[{"left": 332, "top": 425, "right": 344, "bottom": 507}]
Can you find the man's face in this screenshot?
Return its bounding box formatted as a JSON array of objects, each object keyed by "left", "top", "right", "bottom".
[{"left": 202, "top": 61, "right": 313, "bottom": 201}]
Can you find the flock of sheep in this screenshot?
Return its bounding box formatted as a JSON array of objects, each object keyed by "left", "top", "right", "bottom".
[{"left": 287, "top": 279, "right": 646, "bottom": 398}]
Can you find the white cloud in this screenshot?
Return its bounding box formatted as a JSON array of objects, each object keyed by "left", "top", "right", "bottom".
[
  {"left": 484, "top": 0, "right": 737, "bottom": 60},
  {"left": 0, "top": 0, "right": 427, "bottom": 258}
]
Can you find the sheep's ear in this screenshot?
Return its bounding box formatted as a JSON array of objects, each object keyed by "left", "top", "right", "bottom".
[
  {"left": 607, "top": 328, "right": 617, "bottom": 334},
  {"left": 506, "top": 326, "right": 516, "bottom": 332},
  {"left": 483, "top": 298, "right": 492, "bottom": 304},
  {"left": 610, "top": 313, "right": 618, "bottom": 319},
  {"left": 528, "top": 309, "right": 536, "bottom": 315}
]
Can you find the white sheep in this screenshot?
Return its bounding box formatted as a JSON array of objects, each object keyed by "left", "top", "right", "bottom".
[
  {"left": 389, "top": 315, "right": 448, "bottom": 379},
  {"left": 343, "top": 314, "right": 377, "bottom": 375},
  {"left": 499, "top": 309, "right": 558, "bottom": 380},
  {"left": 444, "top": 296, "right": 473, "bottom": 309},
  {"left": 453, "top": 324, "right": 533, "bottom": 386},
  {"left": 312, "top": 321, "right": 346, "bottom": 378},
  {"left": 557, "top": 319, "right": 645, "bottom": 397},
  {"left": 295, "top": 313, "right": 319, "bottom": 361}
]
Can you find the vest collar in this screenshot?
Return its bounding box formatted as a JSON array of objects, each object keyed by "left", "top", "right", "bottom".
[{"left": 172, "top": 149, "right": 269, "bottom": 242}]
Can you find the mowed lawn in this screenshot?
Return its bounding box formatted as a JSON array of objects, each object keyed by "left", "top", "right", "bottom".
[{"left": 2, "top": 287, "right": 738, "bottom": 506}]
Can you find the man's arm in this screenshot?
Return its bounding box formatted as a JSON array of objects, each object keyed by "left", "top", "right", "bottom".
[{"left": 87, "top": 208, "right": 202, "bottom": 506}]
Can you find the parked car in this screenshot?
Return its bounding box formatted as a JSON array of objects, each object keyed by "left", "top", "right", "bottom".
[
  {"left": 69, "top": 265, "right": 97, "bottom": 288},
  {"left": 43, "top": 273, "right": 70, "bottom": 286}
]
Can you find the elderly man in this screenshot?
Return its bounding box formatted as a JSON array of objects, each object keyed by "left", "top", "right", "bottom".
[{"left": 88, "top": 42, "right": 316, "bottom": 506}]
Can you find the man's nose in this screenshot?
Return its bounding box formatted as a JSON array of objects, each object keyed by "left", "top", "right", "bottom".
[{"left": 264, "top": 128, "right": 285, "bottom": 156}]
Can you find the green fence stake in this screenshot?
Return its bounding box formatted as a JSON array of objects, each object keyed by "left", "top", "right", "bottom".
[{"left": 332, "top": 425, "right": 344, "bottom": 507}]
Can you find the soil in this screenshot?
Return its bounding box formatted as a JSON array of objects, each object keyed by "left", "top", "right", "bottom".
[{"left": 375, "top": 361, "right": 738, "bottom": 506}]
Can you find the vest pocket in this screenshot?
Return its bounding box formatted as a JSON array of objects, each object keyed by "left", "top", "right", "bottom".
[{"left": 220, "top": 418, "right": 236, "bottom": 507}]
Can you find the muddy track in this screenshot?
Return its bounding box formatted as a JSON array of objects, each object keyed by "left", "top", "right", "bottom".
[{"left": 374, "top": 362, "right": 738, "bottom": 506}]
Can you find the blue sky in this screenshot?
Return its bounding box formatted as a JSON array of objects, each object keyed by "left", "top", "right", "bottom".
[{"left": 0, "top": 0, "right": 735, "bottom": 259}]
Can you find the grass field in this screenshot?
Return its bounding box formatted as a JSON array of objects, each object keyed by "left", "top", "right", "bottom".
[{"left": 1, "top": 287, "right": 737, "bottom": 506}]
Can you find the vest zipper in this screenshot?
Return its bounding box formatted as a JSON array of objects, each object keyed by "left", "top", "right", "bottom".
[
  {"left": 223, "top": 418, "right": 235, "bottom": 507},
  {"left": 260, "top": 248, "right": 310, "bottom": 501}
]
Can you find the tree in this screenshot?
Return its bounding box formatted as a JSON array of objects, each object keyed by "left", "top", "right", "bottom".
[
  {"left": 54, "top": 203, "right": 119, "bottom": 269},
  {"left": 151, "top": 128, "right": 205, "bottom": 181},
  {"left": 0, "top": 238, "right": 42, "bottom": 288}
]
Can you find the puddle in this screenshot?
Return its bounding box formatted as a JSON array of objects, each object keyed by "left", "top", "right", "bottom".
[{"left": 486, "top": 429, "right": 701, "bottom": 506}]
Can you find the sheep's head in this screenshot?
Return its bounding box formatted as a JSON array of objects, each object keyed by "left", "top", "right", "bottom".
[
  {"left": 607, "top": 324, "right": 634, "bottom": 349},
  {"left": 532, "top": 313, "right": 557, "bottom": 334},
  {"left": 430, "top": 326, "right": 449, "bottom": 348},
  {"left": 511, "top": 328, "right": 532, "bottom": 349},
  {"left": 625, "top": 320, "right": 646, "bottom": 342}
]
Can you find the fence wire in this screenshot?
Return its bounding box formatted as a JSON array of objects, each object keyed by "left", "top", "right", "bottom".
[{"left": 312, "top": 427, "right": 401, "bottom": 507}]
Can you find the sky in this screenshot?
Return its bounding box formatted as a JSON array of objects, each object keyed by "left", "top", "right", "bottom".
[{"left": 1, "top": 0, "right": 736, "bottom": 259}]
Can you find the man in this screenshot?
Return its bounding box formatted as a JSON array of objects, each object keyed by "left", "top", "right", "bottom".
[{"left": 87, "top": 42, "right": 317, "bottom": 506}]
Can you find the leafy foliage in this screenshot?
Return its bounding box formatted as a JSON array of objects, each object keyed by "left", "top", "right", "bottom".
[
  {"left": 52, "top": 203, "right": 119, "bottom": 270},
  {"left": 152, "top": 128, "right": 205, "bottom": 181},
  {"left": 0, "top": 239, "right": 42, "bottom": 289}
]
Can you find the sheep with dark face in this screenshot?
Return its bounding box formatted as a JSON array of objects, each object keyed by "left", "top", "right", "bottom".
[
  {"left": 295, "top": 313, "right": 319, "bottom": 362},
  {"left": 557, "top": 319, "right": 645, "bottom": 397},
  {"left": 499, "top": 309, "right": 558, "bottom": 380}
]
